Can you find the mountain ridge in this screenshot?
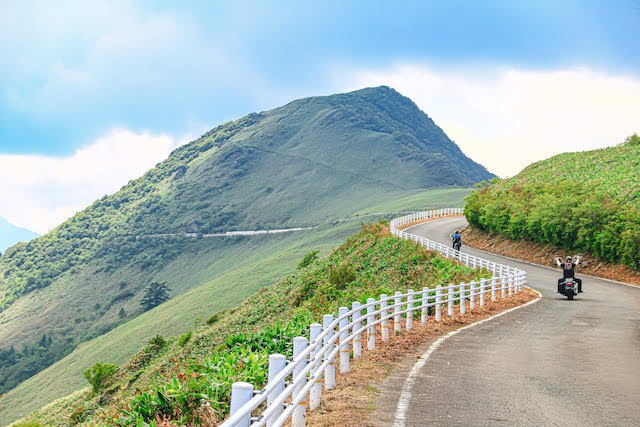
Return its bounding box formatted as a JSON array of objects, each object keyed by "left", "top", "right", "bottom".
[
  {"left": 0, "top": 86, "right": 493, "bottom": 414},
  {"left": 0, "top": 217, "right": 38, "bottom": 253}
]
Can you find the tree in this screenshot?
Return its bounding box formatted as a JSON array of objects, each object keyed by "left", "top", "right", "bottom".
[
  {"left": 83, "top": 362, "right": 118, "bottom": 393},
  {"left": 140, "top": 282, "right": 170, "bottom": 311},
  {"left": 621, "top": 133, "right": 640, "bottom": 146},
  {"left": 118, "top": 307, "right": 126, "bottom": 318}
]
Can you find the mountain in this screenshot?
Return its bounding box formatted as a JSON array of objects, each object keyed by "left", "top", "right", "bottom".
[
  {"left": 465, "top": 135, "right": 640, "bottom": 269},
  {"left": 0, "top": 86, "right": 493, "bottom": 420},
  {"left": 0, "top": 217, "right": 38, "bottom": 253}
]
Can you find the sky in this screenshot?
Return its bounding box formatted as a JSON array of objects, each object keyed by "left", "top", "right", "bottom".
[{"left": 1, "top": 0, "right": 639, "bottom": 233}]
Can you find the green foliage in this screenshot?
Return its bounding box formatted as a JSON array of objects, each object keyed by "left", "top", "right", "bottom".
[
  {"left": 83, "top": 362, "right": 119, "bottom": 393},
  {"left": 148, "top": 335, "right": 166, "bottom": 351},
  {"left": 465, "top": 142, "right": 640, "bottom": 269},
  {"left": 297, "top": 250, "right": 319, "bottom": 269},
  {"left": 178, "top": 331, "right": 192, "bottom": 347},
  {"left": 620, "top": 132, "right": 640, "bottom": 146},
  {"left": 19, "top": 220, "right": 489, "bottom": 426},
  {"left": 140, "top": 283, "right": 170, "bottom": 312},
  {"left": 0, "top": 85, "right": 491, "bottom": 419},
  {"left": 328, "top": 264, "right": 356, "bottom": 290}
]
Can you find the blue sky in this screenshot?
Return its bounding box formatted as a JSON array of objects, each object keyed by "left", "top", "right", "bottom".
[
  {"left": 2, "top": 0, "right": 638, "bottom": 155},
  {"left": 1, "top": 0, "right": 640, "bottom": 233}
]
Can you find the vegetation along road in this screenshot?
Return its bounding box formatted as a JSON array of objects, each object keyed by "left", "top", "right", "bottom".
[{"left": 380, "top": 216, "right": 640, "bottom": 426}]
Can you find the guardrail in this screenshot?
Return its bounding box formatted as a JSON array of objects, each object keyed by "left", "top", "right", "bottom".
[{"left": 222, "top": 208, "right": 527, "bottom": 427}]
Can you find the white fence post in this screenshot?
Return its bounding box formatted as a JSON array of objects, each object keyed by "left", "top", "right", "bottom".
[
  {"left": 491, "top": 277, "right": 497, "bottom": 302},
  {"left": 447, "top": 284, "right": 454, "bottom": 317},
  {"left": 308, "top": 325, "right": 322, "bottom": 412},
  {"left": 322, "top": 314, "right": 335, "bottom": 390},
  {"left": 351, "top": 302, "right": 362, "bottom": 359},
  {"left": 469, "top": 281, "right": 476, "bottom": 311},
  {"left": 229, "top": 382, "right": 254, "bottom": 427},
  {"left": 394, "top": 291, "right": 402, "bottom": 333},
  {"left": 421, "top": 287, "right": 428, "bottom": 324},
  {"left": 267, "top": 354, "right": 286, "bottom": 426},
  {"left": 406, "top": 290, "right": 414, "bottom": 331},
  {"left": 292, "top": 337, "right": 308, "bottom": 427},
  {"left": 501, "top": 276, "right": 506, "bottom": 299},
  {"left": 479, "top": 280, "right": 485, "bottom": 307},
  {"left": 380, "top": 294, "right": 389, "bottom": 342},
  {"left": 338, "top": 307, "right": 349, "bottom": 374},
  {"left": 367, "top": 298, "right": 375, "bottom": 350},
  {"left": 435, "top": 285, "right": 442, "bottom": 322},
  {"left": 459, "top": 283, "right": 466, "bottom": 315}
]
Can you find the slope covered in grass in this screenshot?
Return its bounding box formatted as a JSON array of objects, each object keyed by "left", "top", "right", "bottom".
[
  {"left": 15, "top": 221, "right": 489, "bottom": 426},
  {"left": 0, "top": 86, "right": 492, "bottom": 398},
  {"left": 0, "top": 188, "right": 471, "bottom": 424},
  {"left": 465, "top": 138, "right": 640, "bottom": 269}
]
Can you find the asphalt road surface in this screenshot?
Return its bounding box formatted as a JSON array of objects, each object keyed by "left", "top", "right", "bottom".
[{"left": 387, "top": 216, "right": 640, "bottom": 426}]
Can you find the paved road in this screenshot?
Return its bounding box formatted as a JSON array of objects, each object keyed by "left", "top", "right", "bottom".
[{"left": 389, "top": 217, "right": 640, "bottom": 426}]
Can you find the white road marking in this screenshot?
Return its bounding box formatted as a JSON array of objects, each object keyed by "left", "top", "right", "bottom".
[{"left": 392, "top": 288, "right": 542, "bottom": 427}]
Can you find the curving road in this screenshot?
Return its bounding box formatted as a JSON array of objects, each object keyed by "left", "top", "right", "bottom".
[{"left": 382, "top": 216, "right": 640, "bottom": 426}]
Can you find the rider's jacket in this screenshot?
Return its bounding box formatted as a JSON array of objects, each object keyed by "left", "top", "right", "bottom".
[{"left": 560, "top": 262, "right": 577, "bottom": 279}]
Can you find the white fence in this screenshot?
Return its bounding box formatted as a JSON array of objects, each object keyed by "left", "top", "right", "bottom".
[{"left": 222, "top": 208, "right": 527, "bottom": 427}]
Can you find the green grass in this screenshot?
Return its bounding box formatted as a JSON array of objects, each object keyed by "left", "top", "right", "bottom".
[
  {"left": 0, "top": 86, "right": 492, "bottom": 397},
  {"left": 14, "top": 220, "right": 489, "bottom": 426},
  {"left": 0, "top": 188, "right": 470, "bottom": 425},
  {"left": 465, "top": 139, "right": 640, "bottom": 268}
]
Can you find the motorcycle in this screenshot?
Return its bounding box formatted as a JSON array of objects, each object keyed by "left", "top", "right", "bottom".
[{"left": 558, "top": 278, "right": 578, "bottom": 300}]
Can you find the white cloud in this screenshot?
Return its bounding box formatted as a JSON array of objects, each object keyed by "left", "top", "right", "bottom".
[
  {"left": 0, "top": 129, "right": 186, "bottom": 234},
  {"left": 344, "top": 64, "right": 640, "bottom": 177}
]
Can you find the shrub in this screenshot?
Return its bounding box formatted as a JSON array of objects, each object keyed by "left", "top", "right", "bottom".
[
  {"left": 83, "top": 362, "right": 119, "bottom": 393},
  {"left": 328, "top": 264, "right": 356, "bottom": 290},
  {"left": 297, "top": 250, "right": 319, "bottom": 269},
  {"left": 178, "top": 331, "right": 192, "bottom": 347}
]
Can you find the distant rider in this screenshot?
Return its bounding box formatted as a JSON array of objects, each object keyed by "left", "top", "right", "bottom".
[
  {"left": 452, "top": 230, "right": 462, "bottom": 250},
  {"left": 555, "top": 255, "right": 583, "bottom": 293}
]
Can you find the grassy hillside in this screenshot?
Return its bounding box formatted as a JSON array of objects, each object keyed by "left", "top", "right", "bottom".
[
  {"left": 0, "top": 188, "right": 473, "bottom": 424},
  {"left": 0, "top": 86, "right": 492, "bottom": 400},
  {"left": 15, "top": 220, "right": 490, "bottom": 426},
  {"left": 465, "top": 135, "right": 640, "bottom": 269}
]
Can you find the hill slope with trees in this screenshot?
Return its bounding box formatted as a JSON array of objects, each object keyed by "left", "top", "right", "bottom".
[
  {"left": 465, "top": 134, "right": 640, "bottom": 269},
  {"left": 0, "top": 86, "right": 492, "bottom": 418}
]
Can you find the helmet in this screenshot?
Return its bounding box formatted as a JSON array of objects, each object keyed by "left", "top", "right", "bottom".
[
  {"left": 566, "top": 256, "right": 572, "bottom": 262},
  {"left": 455, "top": 230, "right": 459, "bottom": 234}
]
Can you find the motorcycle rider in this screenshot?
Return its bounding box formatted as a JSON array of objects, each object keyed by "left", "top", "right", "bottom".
[
  {"left": 555, "top": 255, "right": 583, "bottom": 293},
  {"left": 452, "top": 230, "right": 462, "bottom": 250}
]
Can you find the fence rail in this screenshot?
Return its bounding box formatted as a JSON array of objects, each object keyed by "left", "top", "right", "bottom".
[{"left": 222, "top": 208, "right": 527, "bottom": 426}]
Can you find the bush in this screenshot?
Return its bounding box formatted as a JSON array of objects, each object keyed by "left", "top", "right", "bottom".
[
  {"left": 328, "top": 264, "right": 356, "bottom": 290},
  {"left": 297, "top": 250, "right": 319, "bottom": 269},
  {"left": 464, "top": 142, "right": 640, "bottom": 269},
  {"left": 178, "top": 331, "right": 192, "bottom": 347},
  {"left": 83, "top": 362, "right": 119, "bottom": 393}
]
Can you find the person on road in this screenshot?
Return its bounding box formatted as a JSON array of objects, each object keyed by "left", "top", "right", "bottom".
[
  {"left": 452, "top": 230, "right": 462, "bottom": 250},
  {"left": 555, "top": 255, "right": 583, "bottom": 293}
]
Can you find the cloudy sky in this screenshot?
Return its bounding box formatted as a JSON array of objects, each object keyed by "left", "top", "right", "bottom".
[{"left": 1, "top": 0, "right": 639, "bottom": 233}]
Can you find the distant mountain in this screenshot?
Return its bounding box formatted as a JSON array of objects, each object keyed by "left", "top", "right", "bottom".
[
  {"left": 0, "top": 86, "right": 493, "bottom": 402},
  {"left": 0, "top": 217, "right": 38, "bottom": 253}
]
